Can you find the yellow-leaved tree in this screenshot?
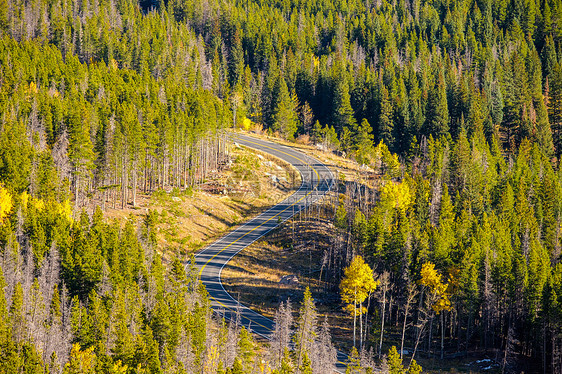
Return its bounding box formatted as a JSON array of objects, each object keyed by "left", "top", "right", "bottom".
[
  {"left": 63, "top": 343, "right": 96, "bottom": 374},
  {"left": 340, "top": 255, "right": 377, "bottom": 349},
  {"left": 0, "top": 185, "right": 12, "bottom": 223},
  {"left": 380, "top": 181, "right": 412, "bottom": 213},
  {"left": 415, "top": 262, "right": 453, "bottom": 361},
  {"left": 20, "top": 191, "right": 45, "bottom": 211},
  {"left": 420, "top": 262, "right": 451, "bottom": 314}
]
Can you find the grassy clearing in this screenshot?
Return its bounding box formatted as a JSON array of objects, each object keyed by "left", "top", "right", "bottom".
[{"left": 103, "top": 144, "right": 301, "bottom": 262}]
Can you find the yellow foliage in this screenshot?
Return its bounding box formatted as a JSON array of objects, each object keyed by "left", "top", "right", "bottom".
[
  {"left": 0, "top": 186, "right": 13, "bottom": 223},
  {"left": 32, "top": 199, "right": 45, "bottom": 211},
  {"left": 57, "top": 199, "right": 73, "bottom": 221},
  {"left": 447, "top": 267, "right": 461, "bottom": 295},
  {"left": 112, "top": 361, "right": 128, "bottom": 374},
  {"left": 380, "top": 181, "right": 412, "bottom": 213},
  {"left": 203, "top": 345, "right": 219, "bottom": 374},
  {"left": 344, "top": 303, "right": 368, "bottom": 315},
  {"left": 21, "top": 191, "right": 45, "bottom": 211},
  {"left": 242, "top": 117, "right": 253, "bottom": 131},
  {"left": 21, "top": 191, "right": 30, "bottom": 208},
  {"left": 420, "top": 262, "right": 452, "bottom": 314},
  {"left": 29, "top": 81, "right": 39, "bottom": 94},
  {"left": 340, "top": 256, "right": 378, "bottom": 314},
  {"left": 64, "top": 343, "right": 96, "bottom": 374},
  {"left": 373, "top": 142, "right": 401, "bottom": 176}
]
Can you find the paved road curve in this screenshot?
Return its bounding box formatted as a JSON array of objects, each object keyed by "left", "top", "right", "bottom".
[{"left": 193, "top": 134, "right": 349, "bottom": 372}]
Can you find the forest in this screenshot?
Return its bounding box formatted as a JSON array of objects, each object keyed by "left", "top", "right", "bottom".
[{"left": 0, "top": 0, "right": 561, "bottom": 371}]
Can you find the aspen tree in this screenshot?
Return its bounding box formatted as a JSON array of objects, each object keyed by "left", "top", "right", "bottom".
[
  {"left": 340, "top": 256, "right": 377, "bottom": 349},
  {"left": 0, "top": 185, "right": 12, "bottom": 223}
]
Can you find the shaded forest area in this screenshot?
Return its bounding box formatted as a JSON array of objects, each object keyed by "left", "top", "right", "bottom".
[{"left": 0, "top": 0, "right": 561, "bottom": 372}]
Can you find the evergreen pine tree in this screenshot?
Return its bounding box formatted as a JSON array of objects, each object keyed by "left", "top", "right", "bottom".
[
  {"left": 333, "top": 79, "right": 357, "bottom": 135},
  {"left": 425, "top": 70, "right": 449, "bottom": 138},
  {"left": 379, "top": 85, "right": 394, "bottom": 146},
  {"left": 272, "top": 77, "right": 299, "bottom": 139},
  {"left": 294, "top": 287, "right": 317, "bottom": 369}
]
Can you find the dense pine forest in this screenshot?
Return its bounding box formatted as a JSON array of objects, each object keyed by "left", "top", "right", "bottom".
[{"left": 0, "top": 0, "right": 561, "bottom": 372}]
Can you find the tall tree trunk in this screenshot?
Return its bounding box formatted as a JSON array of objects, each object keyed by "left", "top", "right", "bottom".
[
  {"left": 428, "top": 314, "right": 434, "bottom": 357},
  {"left": 132, "top": 162, "right": 137, "bottom": 207},
  {"left": 379, "top": 287, "right": 387, "bottom": 357},
  {"left": 441, "top": 312, "right": 445, "bottom": 359},
  {"left": 359, "top": 301, "right": 364, "bottom": 351},
  {"left": 121, "top": 158, "right": 127, "bottom": 209},
  {"left": 400, "top": 290, "right": 412, "bottom": 357},
  {"left": 74, "top": 171, "right": 79, "bottom": 210},
  {"left": 353, "top": 297, "right": 357, "bottom": 348}
]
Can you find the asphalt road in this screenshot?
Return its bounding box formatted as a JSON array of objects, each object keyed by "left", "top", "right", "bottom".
[{"left": 192, "top": 134, "right": 349, "bottom": 372}]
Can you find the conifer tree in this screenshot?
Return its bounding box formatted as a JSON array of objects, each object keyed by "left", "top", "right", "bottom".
[
  {"left": 379, "top": 85, "right": 394, "bottom": 146},
  {"left": 354, "top": 119, "right": 375, "bottom": 165},
  {"left": 0, "top": 265, "right": 8, "bottom": 342},
  {"left": 333, "top": 78, "right": 357, "bottom": 135},
  {"left": 230, "top": 30, "right": 245, "bottom": 88},
  {"left": 272, "top": 77, "right": 299, "bottom": 140},
  {"left": 10, "top": 283, "right": 25, "bottom": 343},
  {"left": 0, "top": 120, "right": 32, "bottom": 194},
  {"left": 425, "top": 70, "right": 449, "bottom": 138},
  {"left": 548, "top": 64, "right": 562, "bottom": 156},
  {"left": 294, "top": 287, "right": 317, "bottom": 370},
  {"left": 68, "top": 105, "right": 95, "bottom": 209}
]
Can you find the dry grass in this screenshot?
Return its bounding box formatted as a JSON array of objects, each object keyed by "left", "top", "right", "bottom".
[
  {"left": 217, "top": 130, "right": 384, "bottom": 353},
  {"left": 103, "top": 144, "right": 301, "bottom": 262},
  {"left": 221, "top": 217, "right": 353, "bottom": 350}
]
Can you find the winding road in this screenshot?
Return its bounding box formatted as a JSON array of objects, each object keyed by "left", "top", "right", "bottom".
[
  {"left": 193, "top": 133, "right": 348, "bottom": 372},
  {"left": 195, "top": 134, "right": 347, "bottom": 373}
]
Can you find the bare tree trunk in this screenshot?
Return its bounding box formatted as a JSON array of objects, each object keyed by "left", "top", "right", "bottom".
[
  {"left": 353, "top": 290, "right": 357, "bottom": 348},
  {"left": 428, "top": 315, "right": 434, "bottom": 357},
  {"left": 359, "top": 303, "right": 363, "bottom": 350},
  {"left": 502, "top": 318, "right": 514, "bottom": 374},
  {"left": 132, "top": 162, "right": 137, "bottom": 207},
  {"left": 441, "top": 312, "right": 445, "bottom": 359},
  {"left": 401, "top": 283, "right": 417, "bottom": 357},
  {"left": 379, "top": 287, "right": 387, "bottom": 358},
  {"left": 411, "top": 322, "right": 425, "bottom": 363},
  {"left": 74, "top": 172, "right": 79, "bottom": 210},
  {"left": 411, "top": 290, "right": 428, "bottom": 363},
  {"left": 364, "top": 291, "right": 371, "bottom": 350}
]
